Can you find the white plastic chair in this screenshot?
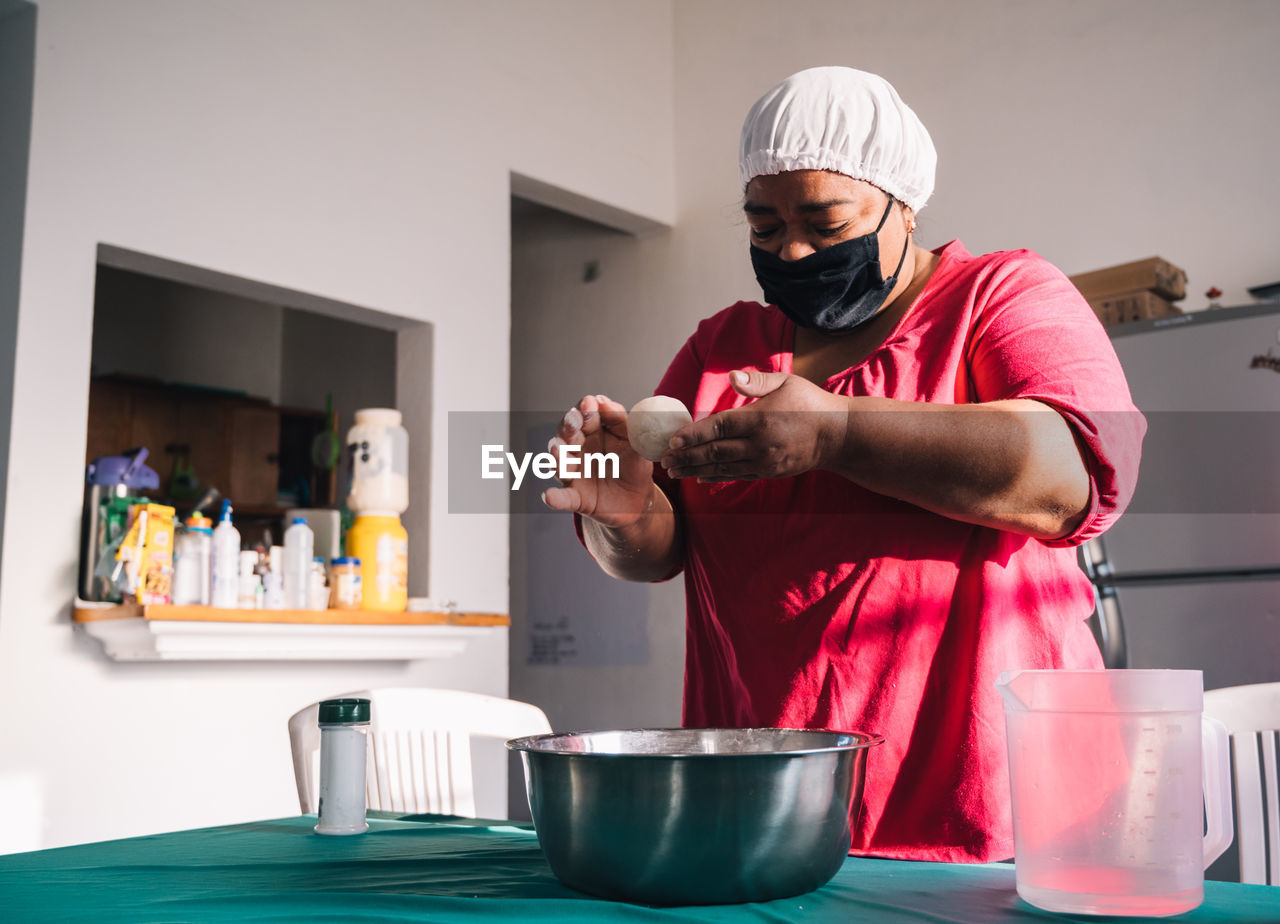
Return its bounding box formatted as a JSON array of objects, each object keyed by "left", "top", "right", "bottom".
[
  {"left": 288, "top": 687, "right": 552, "bottom": 818},
  {"left": 1203, "top": 681, "right": 1280, "bottom": 885}
]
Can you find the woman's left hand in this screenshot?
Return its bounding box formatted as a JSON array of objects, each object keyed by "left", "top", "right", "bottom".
[{"left": 661, "top": 370, "right": 846, "bottom": 482}]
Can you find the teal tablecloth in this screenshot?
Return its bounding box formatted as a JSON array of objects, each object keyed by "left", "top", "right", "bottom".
[{"left": 0, "top": 813, "right": 1276, "bottom": 923}]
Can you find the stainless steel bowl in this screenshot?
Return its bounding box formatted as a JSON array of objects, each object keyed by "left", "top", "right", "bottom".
[{"left": 506, "top": 727, "right": 883, "bottom": 905}]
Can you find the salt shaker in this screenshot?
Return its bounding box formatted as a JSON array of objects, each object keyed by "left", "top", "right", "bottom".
[{"left": 314, "top": 697, "right": 371, "bottom": 835}]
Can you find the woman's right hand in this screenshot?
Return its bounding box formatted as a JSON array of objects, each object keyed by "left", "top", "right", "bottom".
[{"left": 541, "top": 394, "right": 656, "bottom": 529}]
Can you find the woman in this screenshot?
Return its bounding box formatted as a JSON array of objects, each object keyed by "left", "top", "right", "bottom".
[{"left": 542, "top": 67, "right": 1145, "bottom": 863}]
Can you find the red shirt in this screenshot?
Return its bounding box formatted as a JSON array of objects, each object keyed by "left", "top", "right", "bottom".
[{"left": 647, "top": 241, "right": 1145, "bottom": 862}]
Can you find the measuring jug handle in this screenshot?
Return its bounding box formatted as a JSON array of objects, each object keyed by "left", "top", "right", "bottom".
[{"left": 1201, "top": 714, "right": 1233, "bottom": 867}]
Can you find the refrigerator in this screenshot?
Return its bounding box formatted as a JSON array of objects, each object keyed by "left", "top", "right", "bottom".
[
  {"left": 1084, "top": 302, "right": 1280, "bottom": 686},
  {"left": 1081, "top": 303, "right": 1280, "bottom": 883}
]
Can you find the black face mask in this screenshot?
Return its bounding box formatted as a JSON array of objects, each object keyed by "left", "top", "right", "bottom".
[{"left": 750, "top": 196, "right": 910, "bottom": 332}]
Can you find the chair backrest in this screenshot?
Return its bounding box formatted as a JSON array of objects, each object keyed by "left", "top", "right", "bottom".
[
  {"left": 288, "top": 688, "right": 552, "bottom": 817},
  {"left": 1203, "top": 682, "right": 1280, "bottom": 885}
]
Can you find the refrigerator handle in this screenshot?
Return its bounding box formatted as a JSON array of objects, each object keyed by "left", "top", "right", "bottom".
[{"left": 1079, "top": 537, "right": 1129, "bottom": 669}]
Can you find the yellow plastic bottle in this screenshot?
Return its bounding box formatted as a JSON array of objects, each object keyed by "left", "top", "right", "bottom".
[{"left": 345, "top": 515, "right": 407, "bottom": 612}]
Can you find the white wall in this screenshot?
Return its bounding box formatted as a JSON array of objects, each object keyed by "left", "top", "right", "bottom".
[{"left": 1, "top": 0, "right": 674, "bottom": 851}]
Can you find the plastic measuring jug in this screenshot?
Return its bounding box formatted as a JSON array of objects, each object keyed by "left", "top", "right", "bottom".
[{"left": 996, "top": 670, "right": 1231, "bottom": 917}]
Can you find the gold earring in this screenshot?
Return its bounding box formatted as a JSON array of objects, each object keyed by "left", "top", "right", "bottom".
[{"left": 907, "top": 220, "right": 917, "bottom": 234}]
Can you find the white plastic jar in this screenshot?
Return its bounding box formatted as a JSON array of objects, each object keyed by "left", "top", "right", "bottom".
[
  {"left": 171, "top": 514, "right": 212, "bottom": 606},
  {"left": 346, "top": 408, "right": 409, "bottom": 516}
]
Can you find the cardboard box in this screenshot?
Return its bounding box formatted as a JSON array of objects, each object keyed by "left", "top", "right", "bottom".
[
  {"left": 1070, "top": 256, "right": 1188, "bottom": 302},
  {"left": 1089, "top": 289, "right": 1182, "bottom": 327}
]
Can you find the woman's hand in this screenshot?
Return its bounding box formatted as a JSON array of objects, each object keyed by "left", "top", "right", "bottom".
[
  {"left": 541, "top": 394, "right": 656, "bottom": 528},
  {"left": 543, "top": 393, "right": 684, "bottom": 582},
  {"left": 662, "top": 370, "right": 846, "bottom": 482}
]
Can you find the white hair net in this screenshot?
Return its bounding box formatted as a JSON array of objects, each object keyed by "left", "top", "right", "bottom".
[{"left": 739, "top": 66, "right": 937, "bottom": 212}]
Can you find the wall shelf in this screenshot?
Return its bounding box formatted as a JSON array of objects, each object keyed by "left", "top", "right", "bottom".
[{"left": 73, "top": 602, "right": 509, "bottom": 662}]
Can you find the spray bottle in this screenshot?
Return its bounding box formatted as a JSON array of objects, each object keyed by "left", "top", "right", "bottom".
[{"left": 210, "top": 501, "right": 241, "bottom": 608}]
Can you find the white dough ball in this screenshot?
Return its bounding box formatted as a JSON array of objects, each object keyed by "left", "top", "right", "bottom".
[{"left": 628, "top": 396, "right": 693, "bottom": 462}]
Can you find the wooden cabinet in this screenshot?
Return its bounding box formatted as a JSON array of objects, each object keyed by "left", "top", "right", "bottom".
[
  {"left": 228, "top": 405, "right": 280, "bottom": 507},
  {"left": 86, "top": 378, "right": 281, "bottom": 509},
  {"left": 176, "top": 397, "right": 231, "bottom": 501},
  {"left": 85, "top": 379, "right": 133, "bottom": 464}
]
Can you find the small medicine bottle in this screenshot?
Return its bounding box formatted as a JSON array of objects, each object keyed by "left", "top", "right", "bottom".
[
  {"left": 236, "top": 550, "right": 261, "bottom": 609},
  {"left": 314, "top": 697, "right": 371, "bottom": 835},
  {"left": 329, "top": 557, "right": 363, "bottom": 610},
  {"left": 308, "top": 557, "right": 329, "bottom": 610}
]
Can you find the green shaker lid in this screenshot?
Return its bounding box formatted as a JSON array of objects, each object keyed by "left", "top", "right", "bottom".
[{"left": 318, "top": 698, "right": 371, "bottom": 724}]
